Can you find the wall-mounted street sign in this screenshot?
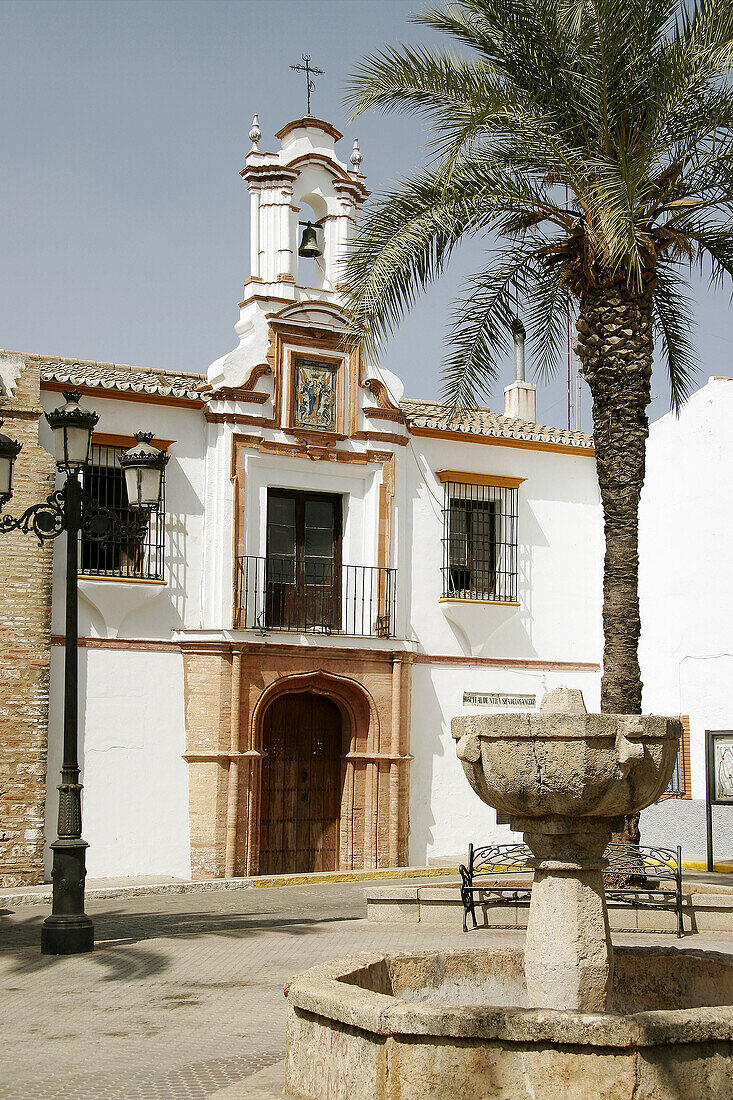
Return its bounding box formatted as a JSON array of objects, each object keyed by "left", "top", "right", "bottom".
[{"left": 463, "top": 692, "right": 537, "bottom": 709}]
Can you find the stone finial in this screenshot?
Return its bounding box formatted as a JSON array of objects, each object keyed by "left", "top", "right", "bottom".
[
  {"left": 540, "top": 686, "right": 587, "bottom": 714},
  {"left": 350, "top": 138, "right": 363, "bottom": 170},
  {"left": 249, "top": 113, "right": 262, "bottom": 151}
]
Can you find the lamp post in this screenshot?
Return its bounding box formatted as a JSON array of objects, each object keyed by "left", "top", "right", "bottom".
[{"left": 0, "top": 392, "right": 168, "bottom": 954}]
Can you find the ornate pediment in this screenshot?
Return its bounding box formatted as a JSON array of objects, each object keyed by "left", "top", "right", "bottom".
[{"left": 268, "top": 301, "right": 353, "bottom": 334}]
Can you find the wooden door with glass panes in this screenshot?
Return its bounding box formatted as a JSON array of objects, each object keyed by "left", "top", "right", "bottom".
[{"left": 266, "top": 490, "right": 342, "bottom": 631}]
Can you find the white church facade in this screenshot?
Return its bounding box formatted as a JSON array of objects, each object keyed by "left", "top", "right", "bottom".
[{"left": 21, "top": 113, "right": 724, "bottom": 887}]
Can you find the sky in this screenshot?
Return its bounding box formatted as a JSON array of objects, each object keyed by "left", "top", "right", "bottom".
[{"left": 0, "top": 0, "right": 731, "bottom": 433}]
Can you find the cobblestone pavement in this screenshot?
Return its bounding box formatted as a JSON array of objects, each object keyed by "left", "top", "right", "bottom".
[{"left": 1, "top": 878, "right": 732, "bottom": 1099}]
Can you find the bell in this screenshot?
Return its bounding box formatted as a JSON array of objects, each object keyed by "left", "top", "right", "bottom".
[{"left": 298, "top": 222, "right": 321, "bottom": 259}]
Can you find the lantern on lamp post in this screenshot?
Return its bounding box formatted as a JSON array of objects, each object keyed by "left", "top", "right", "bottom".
[
  {"left": 119, "top": 432, "right": 169, "bottom": 510},
  {"left": 45, "top": 390, "right": 98, "bottom": 471},
  {"left": 0, "top": 419, "right": 22, "bottom": 505}
]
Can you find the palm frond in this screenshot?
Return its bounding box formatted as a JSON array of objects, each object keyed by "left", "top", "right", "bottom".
[
  {"left": 345, "top": 157, "right": 571, "bottom": 359},
  {"left": 651, "top": 261, "right": 700, "bottom": 410},
  {"left": 344, "top": 0, "right": 733, "bottom": 412},
  {"left": 440, "top": 241, "right": 543, "bottom": 408},
  {"left": 345, "top": 44, "right": 501, "bottom": 122},
  {"left": 680, "top": 214, "right": 733, "bottom": 290},
  {"left": 344, "top": 167, "right": 483, "bottom": 359},
  {"left": 525, "top": 260, "right": 573, "bottom": 382}
]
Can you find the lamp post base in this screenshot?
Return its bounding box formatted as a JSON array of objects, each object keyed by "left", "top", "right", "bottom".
[
  {"left": 41, "top": 913, "right": 94, "bottom": 955},
  {"left": 41, "top": 837, "right": 94, "bottom": 955}
]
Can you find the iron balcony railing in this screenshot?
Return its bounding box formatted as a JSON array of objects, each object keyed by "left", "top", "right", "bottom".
[{"left": 234, "top": 554, "right": 397, "bottom": 638}]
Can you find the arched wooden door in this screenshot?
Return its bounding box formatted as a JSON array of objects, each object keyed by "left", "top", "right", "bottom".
[{"left": 258, "top": 692, "right": 343, "bottom": 875}]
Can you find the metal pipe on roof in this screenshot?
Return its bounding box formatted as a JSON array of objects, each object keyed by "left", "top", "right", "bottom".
[{"left": 511, "top": 318, "right": 526, "bottom": 382}]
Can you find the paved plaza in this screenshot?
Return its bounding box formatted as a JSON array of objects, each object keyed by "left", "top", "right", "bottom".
[{"left": 1, "top": 877, "right": 733, "bottom": 1099}]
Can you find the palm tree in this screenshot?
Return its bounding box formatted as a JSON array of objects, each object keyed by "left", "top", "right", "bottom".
[{"left": 345, "top": 0, "right": 733, "bottom": 751}]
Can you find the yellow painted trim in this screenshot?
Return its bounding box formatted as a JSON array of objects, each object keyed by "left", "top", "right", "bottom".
[
  {"left": 439, "top": 597, "right": 520, "bottom": 606},
  {"left": 411, "top": 425, "right": 595, "bottom": 458},
  {"left": 682, "top": 860, "right": 733, "bottom": 873},
  {"left": 437, "top": 470, "right": 525, "bottom": 488},
  {"left": 250, "top": 865, "right": 458, "bottom": 888},
  {"left": 78, "top": 574, "right": 167, "bottom": 585},
  {"left": 92, "top": 431, "right": 174, "bottom": 451}
]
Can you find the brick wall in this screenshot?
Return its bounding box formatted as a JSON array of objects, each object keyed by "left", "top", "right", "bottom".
[{"left": 0, "top": 357, "right": 55, "bottom": 885}]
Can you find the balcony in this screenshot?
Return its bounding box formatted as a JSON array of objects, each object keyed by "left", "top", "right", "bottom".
[{"left": 234, "top": 555, "right": 397, "bottom": 638}]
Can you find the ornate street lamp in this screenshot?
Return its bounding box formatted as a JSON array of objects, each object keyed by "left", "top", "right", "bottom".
[{"left": 0, "top": 393, "right": 166, "bottom": 954}]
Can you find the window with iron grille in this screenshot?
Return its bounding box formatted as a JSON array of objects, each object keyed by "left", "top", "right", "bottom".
[
  {"left": 661, "top": 716, "right": 692, "bottom": 798},
  {"left": 441, "top": 480, "right": 518, "bottom": 601},
  {"left": 79, "top": 442, "right": 166, "bottom": 580}
]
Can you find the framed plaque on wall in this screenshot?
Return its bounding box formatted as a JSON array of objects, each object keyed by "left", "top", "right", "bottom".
[
  {"left": 705, "top": 730, "right": 733, "bottom": 871},
  {"left": 708, "top": 731, "right": 733, "bottom": 804}
]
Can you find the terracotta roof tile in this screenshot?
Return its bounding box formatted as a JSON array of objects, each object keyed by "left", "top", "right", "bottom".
[
  {"left": 400, "top": 399, "right": 593, "bottom": 449},
  {"left": 6, "top": 351, "right": 207, "bottom": 402},
  {"left": 8, "top": 348, "right": 594, "bottom": 446}
]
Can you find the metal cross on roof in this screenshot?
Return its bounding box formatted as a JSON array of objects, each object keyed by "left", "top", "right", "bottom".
[{"left": 290, "top": 53, "right": 324, "bottom": 116}]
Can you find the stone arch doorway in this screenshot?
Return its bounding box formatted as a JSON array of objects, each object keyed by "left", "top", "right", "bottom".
[{"left": 258, "top": 691, "right": 344, "bottom": 875}]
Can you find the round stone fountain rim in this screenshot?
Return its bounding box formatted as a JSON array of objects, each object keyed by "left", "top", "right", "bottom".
[
  {"left": 286, "top": 946, "right": 733, "bottom": 1048},
  {"left": 451, "top": 713, "right": 681, "bottom": 741}
]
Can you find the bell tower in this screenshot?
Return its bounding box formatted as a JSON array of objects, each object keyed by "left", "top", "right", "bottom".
[
  {"left": 207, "top": 114, "right": 368, "bottom": 388},
  {"left": 244, "top": 115, "right": 367, "bottom": 295}
]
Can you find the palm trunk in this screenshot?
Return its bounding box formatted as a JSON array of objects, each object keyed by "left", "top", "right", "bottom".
[{"left": 575, "top": 281, "right": 653, "bottom": 847}]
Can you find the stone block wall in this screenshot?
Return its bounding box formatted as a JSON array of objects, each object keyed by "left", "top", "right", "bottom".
[{"left": 0, "top": 356, "right": 55, "bottom": 885}]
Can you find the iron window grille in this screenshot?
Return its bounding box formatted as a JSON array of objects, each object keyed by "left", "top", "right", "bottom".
[
  {"left": 79, "top": 442, "right": 166, "bottom": 580},
  {"left": 441, "top": 480, "right": 518, "bottom": 602},
  {"left": 662, "top": 716, "right": 692, "bottom": 798}
]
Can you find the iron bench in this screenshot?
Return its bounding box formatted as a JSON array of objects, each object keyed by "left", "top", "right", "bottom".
[{"left": 459, "top": 841, "right": 683, "bottom": 937}]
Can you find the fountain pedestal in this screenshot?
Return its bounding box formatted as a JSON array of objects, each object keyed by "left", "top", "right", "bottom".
[{"left": 519, "top": 816, "right": 612, "bottom": 1011}]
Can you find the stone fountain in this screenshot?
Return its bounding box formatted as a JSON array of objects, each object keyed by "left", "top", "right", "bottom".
[
  {"left": 453, "top": 686, "right": 676, "bottom": 1013},
  {"left": 284, "top": 689, "right": 733, "bottom": 1099}
]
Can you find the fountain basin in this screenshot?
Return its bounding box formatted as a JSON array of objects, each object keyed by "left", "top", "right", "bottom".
[
  {"left": 285, "top": 945, "right": 733, "bottom": 1099},
  {"left": 451, "top": 709, "right": 680, "bottom": 821}
]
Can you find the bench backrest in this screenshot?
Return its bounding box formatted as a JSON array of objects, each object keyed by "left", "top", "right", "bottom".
[
  {"left": 468, "top": 843, "right": 533, "bottom": 875},
  {"left": 604, "top": 843, "right": 680, "bottom": 882},
  {"left": 466, "top": 841, "right": 680, "bottom": 881}
]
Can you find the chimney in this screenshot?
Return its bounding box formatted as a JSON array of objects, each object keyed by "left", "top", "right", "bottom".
[{"left": 504, "top": 317, "right": 536, "bottom": 421}]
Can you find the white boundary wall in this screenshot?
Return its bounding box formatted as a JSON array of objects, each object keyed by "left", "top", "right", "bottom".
[{"left": 639, "top": 377, "right": 733, "bottom": 862}]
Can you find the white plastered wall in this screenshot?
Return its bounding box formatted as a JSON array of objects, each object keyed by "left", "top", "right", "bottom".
[
  {"left": 41, "top": 391, "right": 204, "bottom": 880},
  {"left": 404, "top": 433, "right": 603, "bottom": 863},
  {"left": 199, "top": 419, "right": 234, "bottom": 631},
  {"left": 404, "top": 435, "right": 603, "bottom": 659},
  {"left": 45, "top": 647, "right": 190, "bottom": 880},
  {"left": 639, "top": 377, "right": 733, "bottom": 861},
  {"left": 409, "top": 665, "right": 602, "bottom": 865}
]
